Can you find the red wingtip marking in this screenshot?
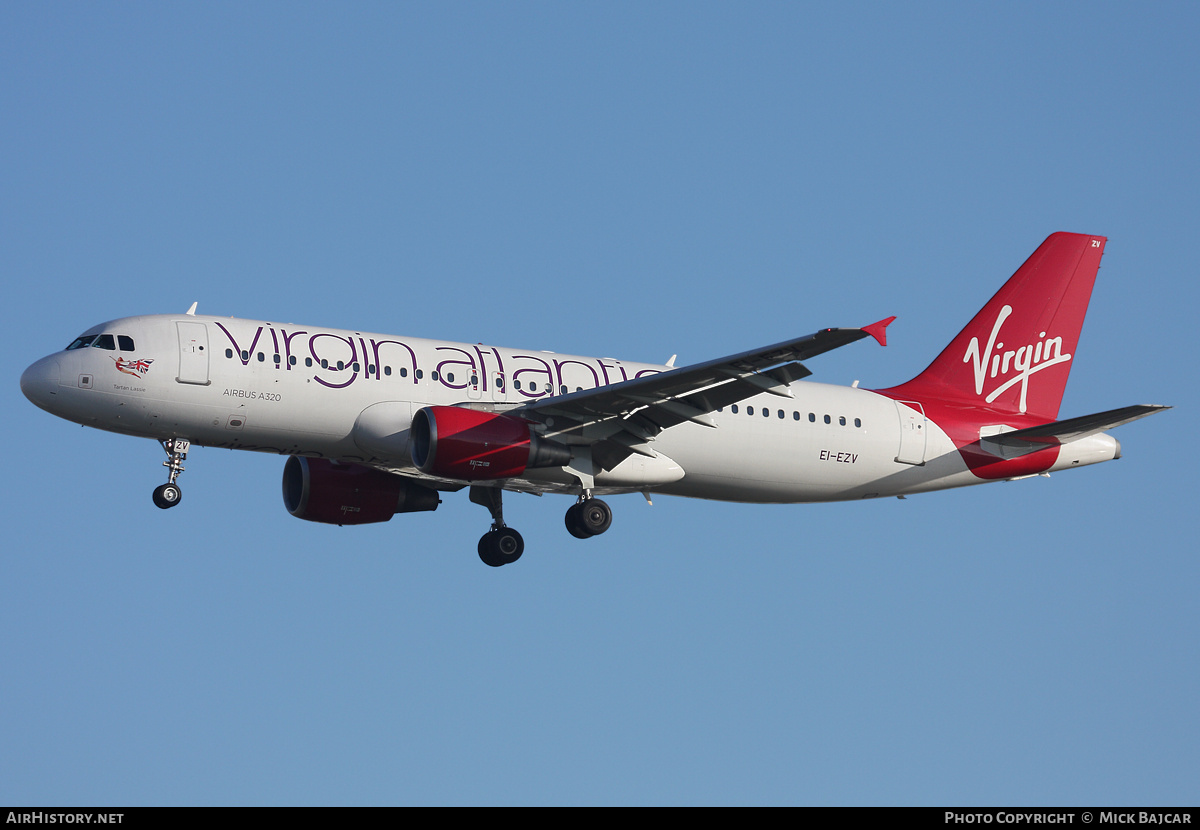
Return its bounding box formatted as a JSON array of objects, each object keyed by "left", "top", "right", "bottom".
[{"left": 862, "top": 316, "right": 896, "bottom": 347}]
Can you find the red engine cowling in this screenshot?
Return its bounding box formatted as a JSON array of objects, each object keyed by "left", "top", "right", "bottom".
[
  {"left": 282, "top": 456, "right": 440, "bottom": 525},
  {"left": 410, "top": 406, "right": 572, "bottom": 481}
]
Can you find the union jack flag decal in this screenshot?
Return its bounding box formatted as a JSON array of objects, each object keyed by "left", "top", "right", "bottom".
[{"left": 113, "top": 356, "right": 154, "bottom": 378}]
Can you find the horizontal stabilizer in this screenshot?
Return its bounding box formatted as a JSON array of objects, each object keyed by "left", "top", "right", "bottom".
[{"left": 980, "top": 404, "right": 1169, "bottom": 457}]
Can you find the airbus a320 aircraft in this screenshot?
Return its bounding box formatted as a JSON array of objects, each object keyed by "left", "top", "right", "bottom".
[{"left": 21, "top": 232, "right": 1166, "bottom": 566}]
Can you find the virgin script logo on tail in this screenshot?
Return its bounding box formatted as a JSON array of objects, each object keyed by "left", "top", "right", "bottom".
[{"left": 963, "top": 305, "right": 1071, "bottom": 413}]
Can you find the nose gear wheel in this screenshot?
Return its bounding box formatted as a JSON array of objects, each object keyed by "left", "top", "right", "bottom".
[{"left": 153, "top": 438, "right": 190, "bottom": 510}]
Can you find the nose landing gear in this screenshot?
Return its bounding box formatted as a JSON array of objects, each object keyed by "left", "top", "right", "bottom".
[
  {"left": 153, "top": 438, "right": 190, "bottom": 510},
  {"left": 152, "top": 482, "right": 182, "bottom": 509}
]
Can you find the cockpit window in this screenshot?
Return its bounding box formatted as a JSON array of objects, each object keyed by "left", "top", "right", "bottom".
[
  {"left": 66, "top": 335, "right": 98, "bottom": 351},
  {"left": 118, "top": 335, "right": 135, "bottom": 351},
  {"left": 92, "top": 334, "right": 116, "bottom": 350}
]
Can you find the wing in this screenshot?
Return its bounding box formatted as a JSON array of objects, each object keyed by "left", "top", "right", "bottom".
[{"left": 511, "top": 318, "right": 895, "bottom": 471}]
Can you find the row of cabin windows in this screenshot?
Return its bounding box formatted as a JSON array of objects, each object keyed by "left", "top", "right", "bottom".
[
  {"left": 66, "top": 334, "right": 136, "bottom": 352},
  {"left": 215, "top": 350, "right": 857, "bottom": 419},
  {"left": 719, "top": 404, "right": 863, "bottom": 428},
  {"left": 214, "top": 348, "right": 862, "bottom": 423},
  {"left": 215, "top": 350, "right": 860, "bottom": 420},
  {"left": 223, "top": 349, "right": 587, "bottom": 395}
]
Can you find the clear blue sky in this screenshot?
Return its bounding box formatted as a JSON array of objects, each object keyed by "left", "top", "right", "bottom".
[{"left": 2, "top": 2, "right": 1196, "bottom": 806}]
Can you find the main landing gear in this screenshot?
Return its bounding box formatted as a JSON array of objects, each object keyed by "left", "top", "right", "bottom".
[
  {"left": 470, "top": 485, "right": 524, "bottom": 567},
  {"left": 152, "top": 438, "right": 190, "bottom": 509},
  {"left": 561, "top": 447, "right": 612, "bottom": 542},
  {"left": 469, "top": 485, "right": 613, "bottom": 567},
  {"left": 564, "top": 495, "right": 612, "bottom": 539}
]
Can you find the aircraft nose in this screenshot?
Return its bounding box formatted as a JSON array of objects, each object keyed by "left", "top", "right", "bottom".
[{"left": 20, "top": 355, "right": 61, "bottom": 412}]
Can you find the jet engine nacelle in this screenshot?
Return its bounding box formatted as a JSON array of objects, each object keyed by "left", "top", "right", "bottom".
[
  {"left": 410, "top": 406, "right": 572, "bottom": 481},
  {"left": 282, "top": 456, "right": 440, "bottom": 525}
]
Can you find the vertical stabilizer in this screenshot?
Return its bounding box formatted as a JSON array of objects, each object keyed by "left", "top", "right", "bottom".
[{"left": 882, "top": 232, "right": 1105, "bottom": 420}]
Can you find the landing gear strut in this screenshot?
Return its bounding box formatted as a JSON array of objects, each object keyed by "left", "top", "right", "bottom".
[
  {"left": 565, "top": 494, "right": 612, "bottom": 539},
  {"left": 562, "top": 447, "right": 613, "bottom": 540},
  {"left": 152, "top": 438, "right": 189, "bottom": 509},
  {"left": 470, "top": 485, "right": 524, "bottom": 567}
]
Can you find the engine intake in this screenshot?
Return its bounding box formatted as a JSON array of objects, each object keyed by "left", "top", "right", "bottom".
[
  {"left": 282, "top": 456, "right": 440, "bottom": 525},
  {"left": 410, "top": 406, "right": 572, "bottom": 480}
]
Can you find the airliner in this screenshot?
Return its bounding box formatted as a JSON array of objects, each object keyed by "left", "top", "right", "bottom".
[{"left": 21, "top": 232, "right": 1167, "bottom": 566}]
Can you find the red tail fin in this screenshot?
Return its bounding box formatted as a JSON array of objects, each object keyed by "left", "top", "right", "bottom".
[{"left": 883, "top": 232, "right": 1106, "bottom": 419}]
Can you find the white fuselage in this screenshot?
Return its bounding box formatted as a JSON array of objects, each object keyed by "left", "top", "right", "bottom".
[{"left": 20, "top": 313, "right": 1119, "bottom": 504}]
